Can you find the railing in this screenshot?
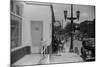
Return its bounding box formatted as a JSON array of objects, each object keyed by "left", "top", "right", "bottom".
[
  {"left": 39, "top": 41, "right": 50, "bottom": 64},
  {"left": 41, "top": 41, "right": 49, "bottom": 55}
]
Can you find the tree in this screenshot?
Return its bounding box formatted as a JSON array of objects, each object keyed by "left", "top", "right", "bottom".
[{"left": 64, "top": 22, "right": 72, "bottom": 33}]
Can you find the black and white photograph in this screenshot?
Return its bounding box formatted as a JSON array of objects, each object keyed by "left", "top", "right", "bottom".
[{"left": 10, "top": 0, "right": 95, "bottom": 66}]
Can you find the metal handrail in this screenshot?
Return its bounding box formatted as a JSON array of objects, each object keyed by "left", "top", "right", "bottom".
[
  {"left": 41, "top": 41, "right": 49, "bottom": 54},
  {"left": 41, "top": 46, "right": 48, "bottom": 54}
]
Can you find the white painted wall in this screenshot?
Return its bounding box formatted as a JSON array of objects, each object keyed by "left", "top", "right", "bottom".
[{"left": 22, "top": 4, "right": 52, "bottom": 47}]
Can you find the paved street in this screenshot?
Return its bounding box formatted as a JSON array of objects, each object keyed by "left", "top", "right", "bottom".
[{"left": 50, "top": 52, "right": 83, "bottom": 64}]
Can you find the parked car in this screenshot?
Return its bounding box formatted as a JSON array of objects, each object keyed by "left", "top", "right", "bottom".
[{"left": 81, "top": 38, "right": 95, "bottom": 61}]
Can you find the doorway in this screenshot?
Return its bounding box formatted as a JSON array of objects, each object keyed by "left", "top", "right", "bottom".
[{"left": 31, "top": 21, "right": 43, "bottom": 53}]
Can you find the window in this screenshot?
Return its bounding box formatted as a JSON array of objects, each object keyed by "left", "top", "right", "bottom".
[
  {"left": 10, "top": 1, "right": 14, "bottom": 12},
  {"left": 16, "top": 5, "right": 20, "bottom": 16},
  {"left": 11, "top": 19, "right": 21, "bottom": 49}
]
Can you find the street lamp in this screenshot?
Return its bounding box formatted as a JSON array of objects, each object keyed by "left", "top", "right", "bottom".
[
  {"left": 64, "top": 10, "right": 68, "bottom": 21},
  {"left": 76, "top": 11, "right": 80, "bottom": 21},
  {"left": 64, "top": 4, "right": 80, "bottom": 52}
]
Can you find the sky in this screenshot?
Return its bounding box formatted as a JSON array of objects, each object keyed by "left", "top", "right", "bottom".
[{"left": 52, "top": 3, "right": 95, "bottom": 28}]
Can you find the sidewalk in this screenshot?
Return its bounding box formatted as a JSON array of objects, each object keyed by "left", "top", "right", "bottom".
[
  {"left": 50, "top": 52, "right": 83, "bottom": 64},
  {"left": 49, "top": 37, "right": 83, "bottom": 64},
  {"left": 12, "top": 54, "right": 43, "bottom": 65},
  {"left": 64, "top": 37, "right": 82, "bottom": 55},
  {"left": 12, "top": 53, "right": 50, "bottom": 66}
]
